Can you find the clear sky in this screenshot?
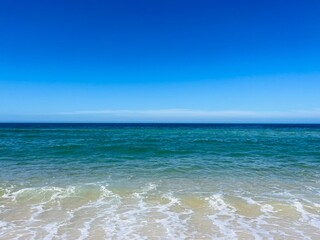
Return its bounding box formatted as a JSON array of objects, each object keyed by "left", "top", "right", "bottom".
[{"left": 1, "top": 0, "right": 320, "bottom": 123}]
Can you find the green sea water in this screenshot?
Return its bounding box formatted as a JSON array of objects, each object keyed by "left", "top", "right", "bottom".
[{"left": 0, "top": 124, "right": 319, "bottom": 239}]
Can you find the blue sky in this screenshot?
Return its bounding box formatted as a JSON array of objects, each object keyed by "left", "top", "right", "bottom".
[{"left": 1, "top": 0, "right": 320, "bottom": 122}]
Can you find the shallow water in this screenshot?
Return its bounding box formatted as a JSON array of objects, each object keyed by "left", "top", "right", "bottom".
[{"left": 0, "top": 124, "right": 320, "bottom": 239}]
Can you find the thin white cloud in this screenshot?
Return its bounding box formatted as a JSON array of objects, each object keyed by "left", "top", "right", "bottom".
[{"left": 58, "top": 108, "right": 320, "bottom": 119}]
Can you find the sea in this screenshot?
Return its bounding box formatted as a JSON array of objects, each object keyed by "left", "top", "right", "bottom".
[{"left": 0, "top": 123, "right": 319, "bottom": 239}]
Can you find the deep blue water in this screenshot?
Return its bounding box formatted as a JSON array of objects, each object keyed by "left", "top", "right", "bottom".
[{"left": 1, "top": 123, "right": 319, "bottom": 187}]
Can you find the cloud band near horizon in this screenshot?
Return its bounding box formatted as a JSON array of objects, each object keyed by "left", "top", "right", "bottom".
[{"left": 57, "top": 109, "right": 320, "bottom": 120}]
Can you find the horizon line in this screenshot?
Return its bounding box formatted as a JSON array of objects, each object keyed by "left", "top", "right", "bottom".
[{"left": 1, "top": 122, "right": 320, "bottom": 125}]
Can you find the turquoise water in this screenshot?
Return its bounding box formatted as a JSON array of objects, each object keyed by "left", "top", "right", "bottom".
[{"left": 0, "top": 124, "right": 320, "bottom": 239}]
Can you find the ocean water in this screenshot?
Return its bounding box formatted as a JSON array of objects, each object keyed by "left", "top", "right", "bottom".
[{"left": 0, "top": 123, "right": 319, "bottom": 239}]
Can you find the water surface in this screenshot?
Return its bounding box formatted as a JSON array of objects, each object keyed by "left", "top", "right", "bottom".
[{"left": 0, "top": 124, "right": 319, "bottom": 239}]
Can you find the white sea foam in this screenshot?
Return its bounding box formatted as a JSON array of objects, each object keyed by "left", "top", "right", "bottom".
[
  {"left": 206, "top": 194, "right": 238, "bottom": 239},
  {"left": 205, "top": 194, "right": 294, "bottom": 239},
  {"left": 155, "top": 193, "right": 193, "bottom": 239},
  {"left": 1, "top": 183, "right": 320, "bottom": 239},
  {"left": 293, "top": 200, "right": 320, "bottom": 229}
]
